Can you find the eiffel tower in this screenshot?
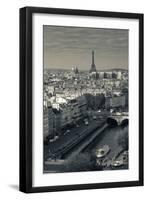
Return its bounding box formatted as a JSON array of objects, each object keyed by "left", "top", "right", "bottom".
[{"left": 89, "top": 50, "right": 97, "bottom": 73}]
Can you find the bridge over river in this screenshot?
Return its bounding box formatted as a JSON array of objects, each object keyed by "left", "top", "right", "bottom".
[{"left": 107, "top": 112, "right": 128, "bottom": 126}]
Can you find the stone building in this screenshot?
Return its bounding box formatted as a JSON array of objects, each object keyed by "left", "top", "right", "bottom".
[{"left": 105, "top": 95, "right": 126, "bottom": 109}]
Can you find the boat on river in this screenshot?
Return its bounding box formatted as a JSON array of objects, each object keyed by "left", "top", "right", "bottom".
[{"left": 95, "top": 145, "right": 110, "bottom": 158}]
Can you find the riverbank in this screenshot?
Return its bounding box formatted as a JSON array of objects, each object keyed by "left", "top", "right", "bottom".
[{"left": 44, "top": 125, "right": 128, "bottom": 173}]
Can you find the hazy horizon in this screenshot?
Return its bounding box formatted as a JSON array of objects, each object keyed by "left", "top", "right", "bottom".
[
  {"left": 44, "top": 67, "right": 128, "bottom": 72},
  {"left": 43, "top": 26, "right": 128, "bottom": 70}
]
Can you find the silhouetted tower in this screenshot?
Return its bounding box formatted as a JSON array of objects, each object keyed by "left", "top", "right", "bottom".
[{"left": 89, "top": 50, "right": 97, "bottom": 73}]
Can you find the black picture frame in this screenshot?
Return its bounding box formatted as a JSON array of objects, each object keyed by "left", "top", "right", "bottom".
[{"left": 19, "top": 6, "right": 144, "bottom": 193}]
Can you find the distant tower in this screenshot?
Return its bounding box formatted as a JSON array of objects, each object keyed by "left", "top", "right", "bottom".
[
  {"left": 89, "top": 50, "right": 97, "bottom": 73},
  {"left": 72, "top": 66, "right": 79, "bottom": 74},
  {"left": 74, "top": 66, "right": 79, "bottom": 74}
]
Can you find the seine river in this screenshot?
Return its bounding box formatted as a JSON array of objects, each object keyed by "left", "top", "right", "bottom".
[{"left": 44, "top": 124, "right": 128, "bottom": 172}]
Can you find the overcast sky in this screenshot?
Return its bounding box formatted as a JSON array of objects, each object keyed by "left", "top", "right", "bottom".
[{"left": 43, "top": 25, "right": 128, "bottom": 71}]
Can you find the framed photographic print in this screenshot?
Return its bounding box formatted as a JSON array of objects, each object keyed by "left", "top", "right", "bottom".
[{"left": 19, "top": 7, "right": 144, "bottom": 193}]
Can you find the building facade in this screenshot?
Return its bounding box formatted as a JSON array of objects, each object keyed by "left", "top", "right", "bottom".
[{"left": 105, "top": 95, "right": 126, "bottom": 109}]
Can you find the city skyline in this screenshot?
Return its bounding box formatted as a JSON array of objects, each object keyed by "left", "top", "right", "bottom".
[{"left": 43, "top": 25, "right": 128, "bottom": 70}]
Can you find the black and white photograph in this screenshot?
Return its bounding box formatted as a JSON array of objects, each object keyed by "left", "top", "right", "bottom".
[
  {"left": 19, "top": 7, "right": 143, "bottom": 193},
  {"left": 43, "top": 26, "right": 129, "bottom": 173}
]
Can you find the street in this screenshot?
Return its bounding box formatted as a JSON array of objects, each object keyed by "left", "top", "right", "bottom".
[{"left": 44, "top": 116, "right": 107, "bottom": 160}]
